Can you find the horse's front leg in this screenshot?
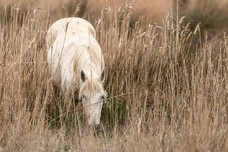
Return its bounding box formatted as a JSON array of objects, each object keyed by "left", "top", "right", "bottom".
[{"left": 63, "top": 91, "right": 78, "bottom": 115}]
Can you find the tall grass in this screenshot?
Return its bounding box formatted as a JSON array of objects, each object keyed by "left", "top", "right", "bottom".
[{"left": 0, "top": 1, "right": 227, "bottom": 151}]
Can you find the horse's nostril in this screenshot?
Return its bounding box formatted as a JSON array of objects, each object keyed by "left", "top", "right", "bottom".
[
  {"left": 94, "top": 124, "right": 100, "bottom": 131},
  {"left": 92, "top": 124, "right": 101, "bottom": 135}
]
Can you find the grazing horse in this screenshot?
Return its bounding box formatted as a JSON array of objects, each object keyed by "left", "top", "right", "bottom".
[{"left": 46, "top": 17, "right": 107, "bottom": 128}]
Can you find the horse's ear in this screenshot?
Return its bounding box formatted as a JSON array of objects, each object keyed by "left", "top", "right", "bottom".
[
  {"left": 81, "top": 70, "right": 86, "bottom": 82},
  {"left": 101, "top": 70, "right": 105, "bottom": 81}
]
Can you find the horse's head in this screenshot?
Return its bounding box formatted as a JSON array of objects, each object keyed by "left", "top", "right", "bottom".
[{"left": 79, "top": 70, "right": 107, "bottom": 128}]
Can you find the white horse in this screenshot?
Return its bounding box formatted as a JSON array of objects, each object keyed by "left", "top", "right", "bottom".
[{"left": 46, "top": 17, "right": 107, "bottom": 128}]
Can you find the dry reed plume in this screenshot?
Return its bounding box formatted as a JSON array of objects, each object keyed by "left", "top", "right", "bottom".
[{"left": 0, "top": 0, "right": 227, "bottom": 151}]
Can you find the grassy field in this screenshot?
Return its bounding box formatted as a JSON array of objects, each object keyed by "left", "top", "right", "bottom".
[{"left": 0, "top": 0, "right": 227, "bottom": 151}]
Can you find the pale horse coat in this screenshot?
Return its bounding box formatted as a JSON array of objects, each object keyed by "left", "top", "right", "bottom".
[{"left": 46, "top": 17, "right": 106, "bottom": 127}]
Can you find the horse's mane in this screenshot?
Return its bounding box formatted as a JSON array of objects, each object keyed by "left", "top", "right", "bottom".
[{"left": 72, "top": 45, "right": 103, "bottom": 88}]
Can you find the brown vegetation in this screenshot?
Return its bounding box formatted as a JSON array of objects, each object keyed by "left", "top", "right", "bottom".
[
  {"left": 84, "top": 0, "right": 172, "bottom": 26},
  {"left": 0, "top": 0, "right": 86, "bottom": 25},
  {"left": 0, "top": 0, "right": 227, "bottom": 151},
  {"left": 179, "top": 0, "right": 228, "bottom": 32}
]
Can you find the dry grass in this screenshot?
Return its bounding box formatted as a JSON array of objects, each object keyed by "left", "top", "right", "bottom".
[
  {"left": 84, "top": 0, "right": 171, "bottom": 26},
  {"left": 0, "top": 0, "right": 228, "bottom": 152}
]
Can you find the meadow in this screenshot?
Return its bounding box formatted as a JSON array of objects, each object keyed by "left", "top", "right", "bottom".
[{"left": 0, "top": 0, "right": 227, "bottom": 151}]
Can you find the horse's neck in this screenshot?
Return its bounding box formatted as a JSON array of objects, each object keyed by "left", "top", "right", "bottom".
[{"left": 77, "top": 45, "right": 102, "bottom": 74}]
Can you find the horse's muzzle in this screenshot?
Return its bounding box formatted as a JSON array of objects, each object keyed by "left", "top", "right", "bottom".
[{"left": 95, "top": 124, "right": 100, "bottom": 130}]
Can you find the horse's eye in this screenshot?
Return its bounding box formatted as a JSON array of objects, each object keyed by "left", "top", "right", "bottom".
[{"left": 101, "top": 96, "right": 104, "bottom": 100}]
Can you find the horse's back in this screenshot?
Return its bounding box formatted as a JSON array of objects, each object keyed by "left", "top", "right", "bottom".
[
  {"left": 49, "top": 33, "right": 104, "bottom": 71},
  {"left": 46, "top": 17, "right": 96, "bottom": 50}
]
